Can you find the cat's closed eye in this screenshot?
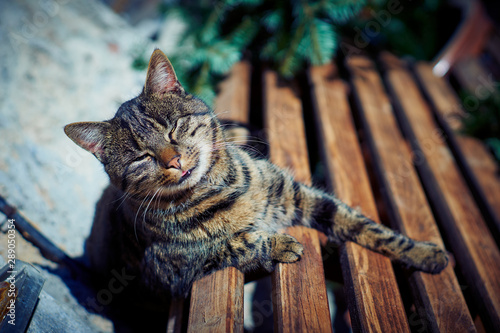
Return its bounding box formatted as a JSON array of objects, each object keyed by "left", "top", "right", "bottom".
[
  {"left": 190, "top": 124, "right": 207, "bottom": 137},
  {"left": 168, "top": 131, "right": 178, "bottom": 145},
  {"left": 132, "top": 153, "right": 154, "bottom": 163},
  {"left": 168, "top": 124, "right": 177, "bottom": 143}
]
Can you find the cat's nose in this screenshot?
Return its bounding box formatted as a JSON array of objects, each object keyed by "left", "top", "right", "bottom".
[
  {"left": 167, "top": 155, "right": 181, "bottom": 169},
  {"left": 159, "top": 148, "right": 182, "bottom": 169}
]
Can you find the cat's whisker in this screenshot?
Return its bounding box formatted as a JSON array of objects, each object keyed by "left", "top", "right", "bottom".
[
  {"left": 215, "top": 135, "right": 269, "bottom": 149},
  {"left": 112, "top": 190, "right": 129, "bottom": 204},
  {"left": 240, "top": 146, "right": 267, "bottom": 157},
  {"left": 116, "top": 191, "right": 132, "bottom": 210},
  {"left": 134, "top": 189, "right": 152, "bottom": 242},
  {"left": 213, "top": 110, "right": 232, "bottom": 118},
  {"left": 142, "top": 188, "right": 162, "bottom": 231},
  {"left": 210, "top": 142, "right": 264, "bottom": 157},
  {"left": 232, "top": 136, "right": 267, "bottom": 143},
  {"left": 237, "top": 139, "right": 270, "bottom": 148},
  {"left": 154, "top": 187, "right": 163, "bottom": 211}
]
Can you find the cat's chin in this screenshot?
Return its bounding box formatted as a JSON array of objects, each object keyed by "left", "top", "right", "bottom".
[
  {"left": 156, "top": 185, "right": 185, "bottom": 198},
  {"left": 158, "top": 169, "right": 199, "bottom": 197}
]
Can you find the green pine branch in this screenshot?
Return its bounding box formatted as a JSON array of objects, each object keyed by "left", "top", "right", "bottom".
[{"left": 133, "top": 0, "right": 366, "bottom": 105}]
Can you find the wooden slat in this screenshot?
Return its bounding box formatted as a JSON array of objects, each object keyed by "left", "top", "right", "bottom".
[
  {"left": 188, "top": 268, "right": 244, "bottom": 332},
  {"left": 381, "top": 53, "right": 500, "bottom": 331},
  {"left": 214, "top": 61, "right": 252, "bottom": 123},
  {"left": 309, "top": 64, "right": 410, "bottom": 333},
  {"left": 263, "top": 70, "right": 332, "bottom": 332},
  {"left": 414, "top": 62, "right": 500, "bottom": 239},
  {"left": 186, "top": 62, "right": 250, "bottom": 333},
  {"left": 345, "top": 56, "right": 475, "bottom": 332}
]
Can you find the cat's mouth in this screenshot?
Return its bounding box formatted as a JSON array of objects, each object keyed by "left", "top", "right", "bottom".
[{"left": 179, "top": 168, "right": 194, "bottom": 183}]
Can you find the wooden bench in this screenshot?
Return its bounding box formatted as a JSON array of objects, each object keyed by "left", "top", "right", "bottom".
[{"left": 161, "top": 48, "right": 500, "bottom": 332}]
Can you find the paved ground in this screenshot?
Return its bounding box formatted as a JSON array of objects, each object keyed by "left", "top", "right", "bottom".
[{"left": 0, "top": 0, "right": 160, "bottom": 330}]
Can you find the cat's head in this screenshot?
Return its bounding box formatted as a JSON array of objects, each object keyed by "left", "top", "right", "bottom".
[{"left": 65, "top": 49, "right": 223, "bottom": 198}]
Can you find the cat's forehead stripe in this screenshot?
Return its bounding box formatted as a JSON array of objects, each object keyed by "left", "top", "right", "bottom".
[
  {"left": 122, "top": 102, "right": 170, "bottom": 133},
  {"left": 178, "top": 111, "right": 212, "bottom": 119}
]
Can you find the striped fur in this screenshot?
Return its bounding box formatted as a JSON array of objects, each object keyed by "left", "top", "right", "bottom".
[{"left": 65, "top": 49, "right": 448, "bottom": 299}]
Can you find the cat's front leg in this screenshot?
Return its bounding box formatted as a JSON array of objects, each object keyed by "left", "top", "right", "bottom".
[
  {"left": 142, "top": 242, "right": 205, "bottom": 298},
  {"left": 218, "top": 231, "right": 304, "bottom": 273}
]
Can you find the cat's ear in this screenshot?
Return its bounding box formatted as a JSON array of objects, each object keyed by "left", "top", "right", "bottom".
[
  {"left": 144, "top": 49, "right": 183, "bottom": 98},
  {"left": 64, "top": 122, "right": 110, "bottom": 162}
]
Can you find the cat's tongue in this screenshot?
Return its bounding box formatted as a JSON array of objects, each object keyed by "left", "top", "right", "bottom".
[{"left": 179, "top": 168, "right": 193, "bottom": 182}]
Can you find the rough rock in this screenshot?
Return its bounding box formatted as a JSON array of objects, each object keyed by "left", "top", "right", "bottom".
[
  {"left": 0, "top": 0, "right": 152, "bottom": 257},
  {"left": 0, "top": 0, "right": 165, "bottom": 330}
]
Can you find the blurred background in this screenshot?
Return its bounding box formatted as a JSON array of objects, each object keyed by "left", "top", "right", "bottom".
[{"left": 0, "top": 0, "right": 498, "bottom": 331}]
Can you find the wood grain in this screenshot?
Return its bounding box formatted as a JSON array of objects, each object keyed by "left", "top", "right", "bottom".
[
  {"left": 414, "top": 62, "right": 500, "bottom": 241},
  {"left": 345, "top": 56, "right": 475, "bottom": 332},
  {"left": 381, "top": 53, "right": 500, "bottom": 331},
  {"left": 214, "top": 61, "right": 252, "bottom": 123},
  {"left": 186, "top": 62, "right": 250, "bottom": 333},
  {"left": 263, "top": 69, "right": 332, "bottom": 333},
  {"left": 309, "top": 64, "right": 410, "bottom": 333},
  {"left": 188, "top": 268, "right": 244, "bottom": 332}
]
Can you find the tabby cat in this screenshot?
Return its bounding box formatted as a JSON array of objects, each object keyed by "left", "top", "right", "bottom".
[{"left": 65, "top": 49, "right": 448, "bottom": 299}]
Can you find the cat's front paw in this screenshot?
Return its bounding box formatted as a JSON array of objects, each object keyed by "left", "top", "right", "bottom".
[
  {"left": 271, "top": 234, "right": 304, "bottom": 263},
  {"left": 411, "top": 242, "right": 449, "bottom": 274}
]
